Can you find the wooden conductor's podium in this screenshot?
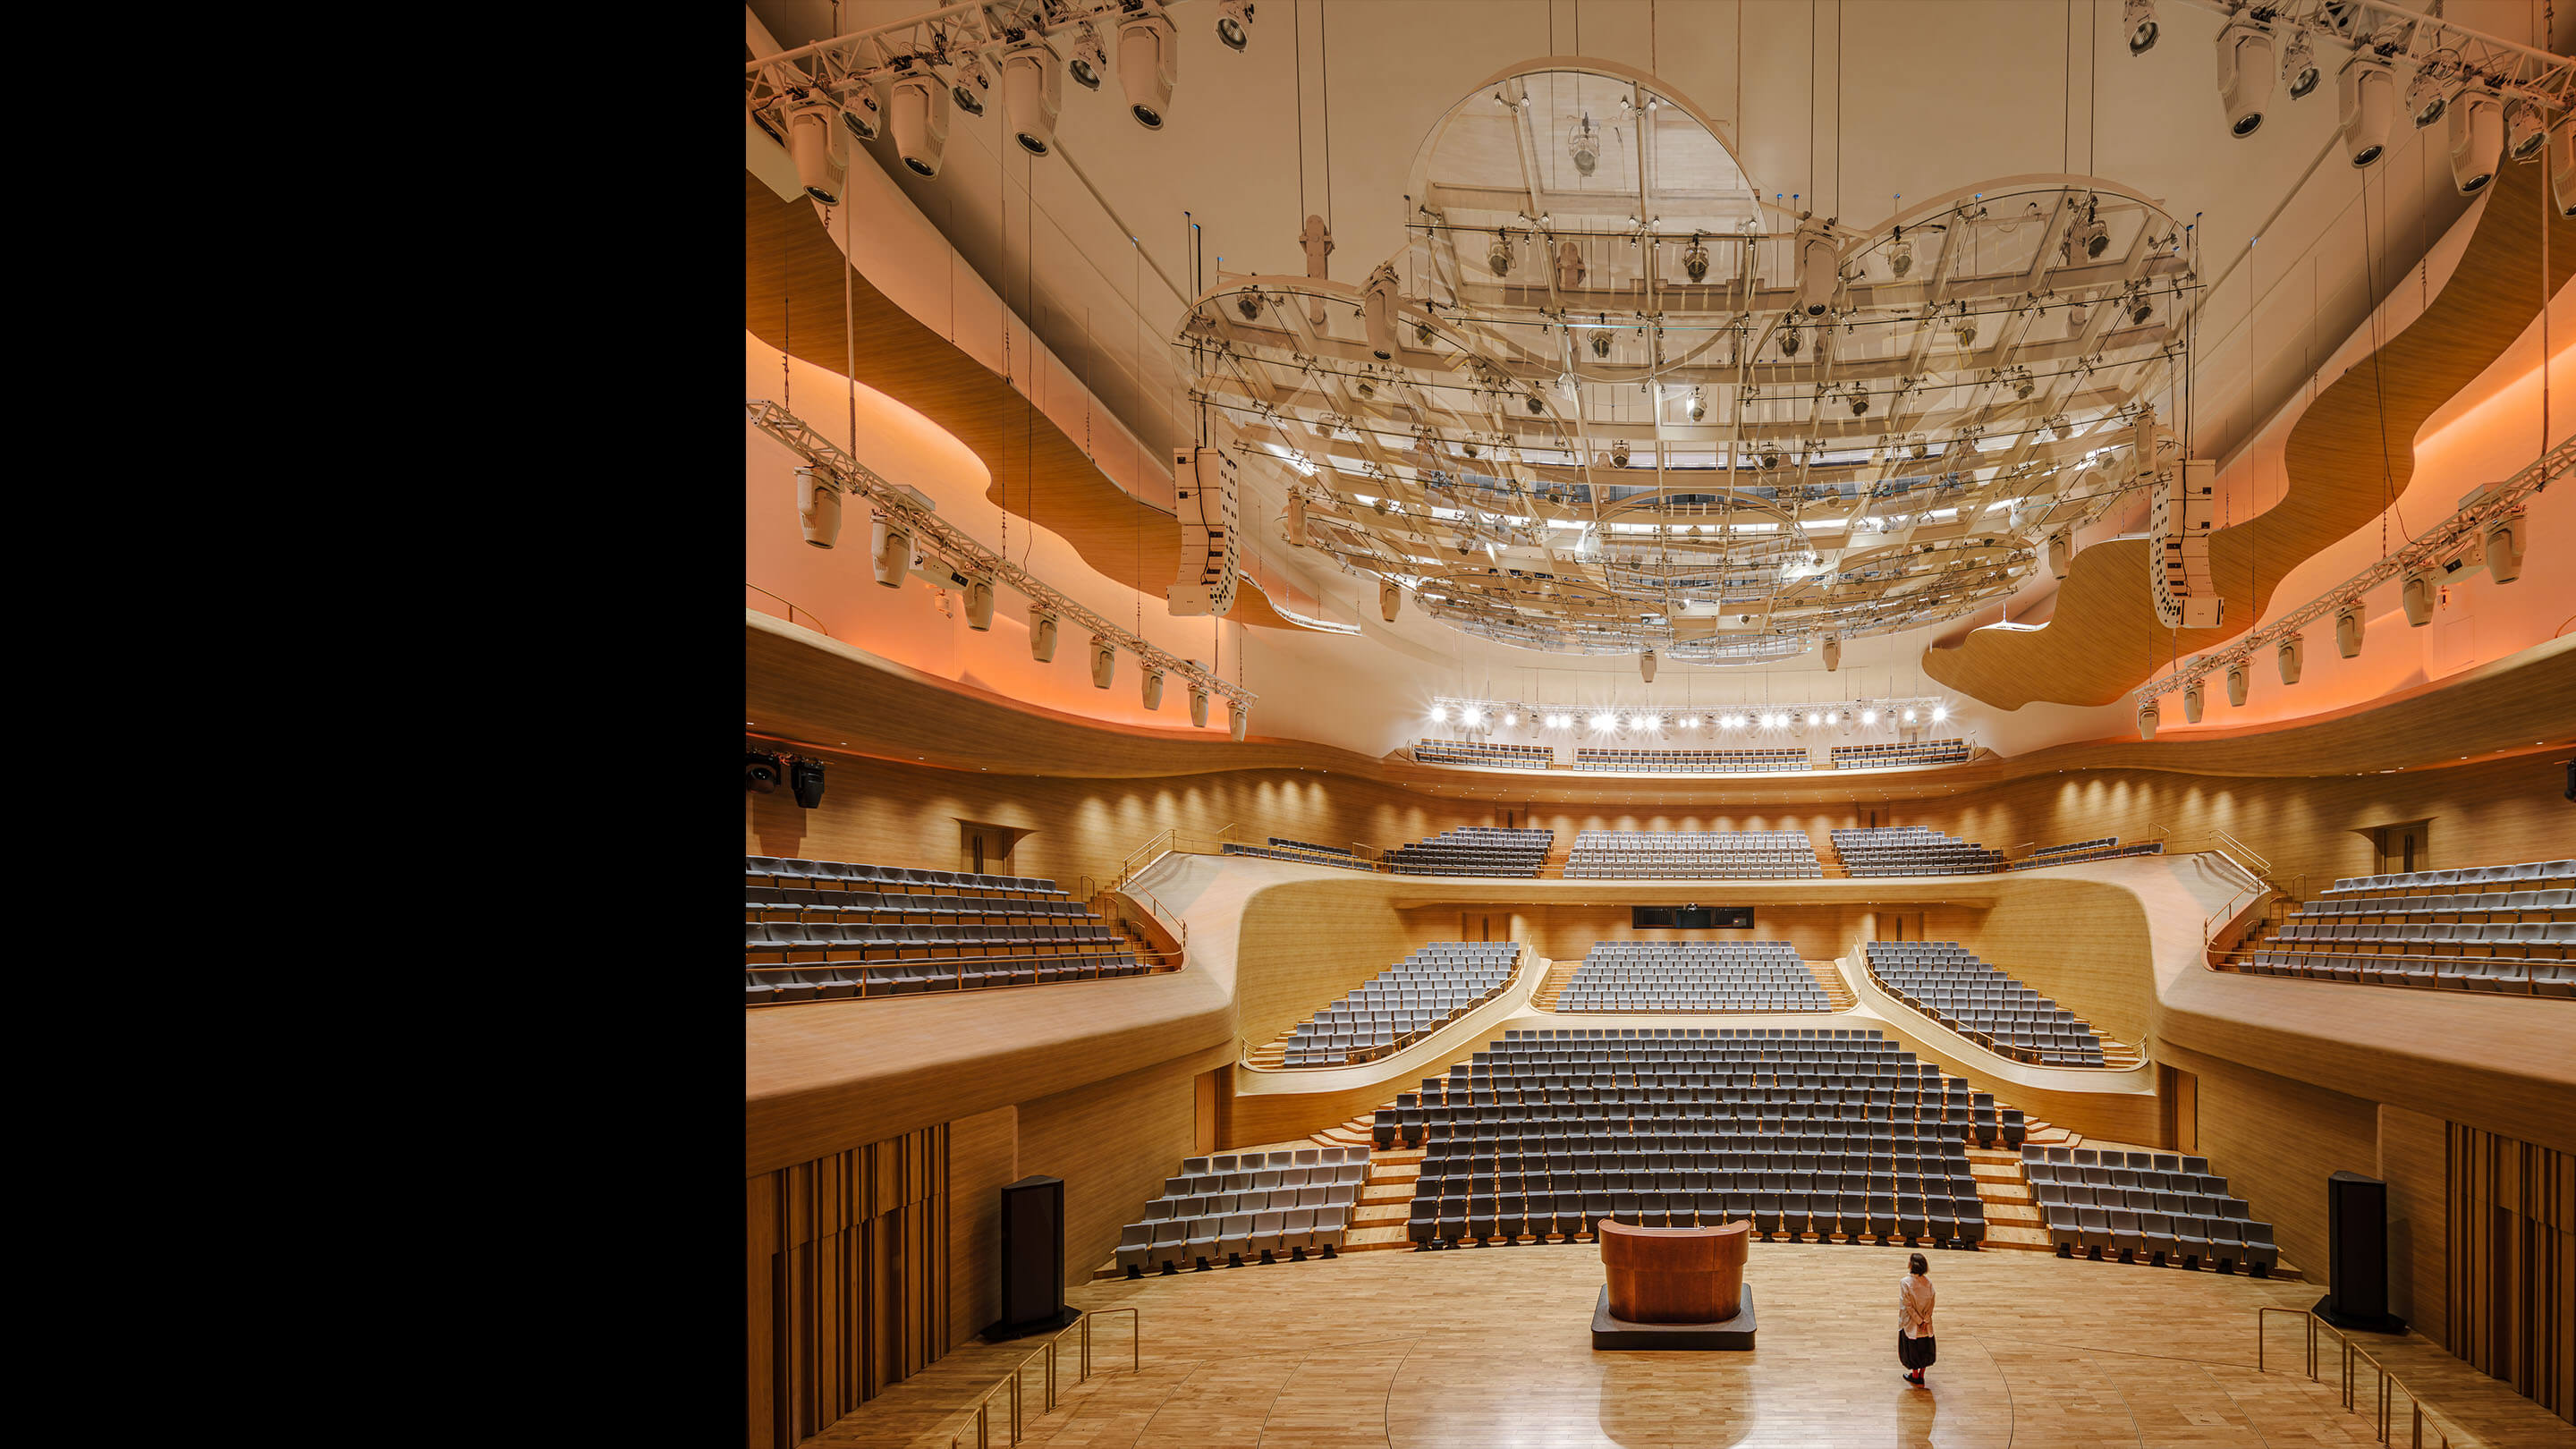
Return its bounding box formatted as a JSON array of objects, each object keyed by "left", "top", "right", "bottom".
[{"left": 1592, "top": 1218, "right": 1758, "bottom": 1350}]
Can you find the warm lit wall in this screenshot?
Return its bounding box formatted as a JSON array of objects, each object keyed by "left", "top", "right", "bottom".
[
  {"left": 1919, "top": 877, "right": 2157, "bottom": 1048},
  {"left": 1013, "top": 1052, "right": 1214, "bottom": 1299},
  {"left": 1233, "top": 881, "right": 1443, "bottom": 1054},
  {"left": 2159, "top": 1042, "right": 2383, "bottom": 1288}
]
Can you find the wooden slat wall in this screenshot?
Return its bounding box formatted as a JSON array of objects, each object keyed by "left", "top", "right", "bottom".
[
  {"left": 749, "top": 1124, "right": 951, "bottom": 1449},
  {"left": 2448, "top": 1124, "right": 2576, "bottom": 1424}
]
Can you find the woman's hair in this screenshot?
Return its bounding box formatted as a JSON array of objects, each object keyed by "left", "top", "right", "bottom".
[{"left": 1909, "top": 1252, "right": 1929, "bottom": 1275}]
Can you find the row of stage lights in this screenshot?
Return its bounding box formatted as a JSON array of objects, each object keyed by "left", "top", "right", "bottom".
[{"left": 1429, "top": 704, "right": 1950, "bottom": 732}]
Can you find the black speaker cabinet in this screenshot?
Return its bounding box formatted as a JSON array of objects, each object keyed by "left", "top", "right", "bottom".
[
  {"left": 987, "top": 1175, "right": 1079, "bottom": 1341},
  {"left": 2316, "top": 1170, "right": 2405, "bottom": 1333}
]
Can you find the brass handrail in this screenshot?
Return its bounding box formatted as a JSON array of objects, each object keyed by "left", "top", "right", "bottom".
[
  {"left": 2255, "top": 1306, "right": 2455, "bottom": 1448},
  {"left": 945, "top": 1308, "right": 1140, "bottom": 1448}
]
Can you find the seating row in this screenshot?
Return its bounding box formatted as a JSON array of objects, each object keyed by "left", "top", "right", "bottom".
[
  {"left": 2226, "top": 951, "right": 2574, "bottom": 995},
  {"left": 1222, "top": 842, "right": 1379, "bottom": 870},
  {"left": 1865, "top": 942, "right": 2109, "bottom": 1066},
  {"left": 746, "top": 886, "right": 1096, "bottom": 920},
  {"left": 1385, "top": 827, "right": 1554, "bottom": 877},
  {"left": 1561, "top": 941, "right": 1826, "bottom": 1012},
  {"left": 745, "top": 919, "right": 1123, "bottom": 961},
  {"left": 1828, "top": 738, "right": 1971, "bottom": 769},
  {"left": 1413, "top": 739, "right": 1553, "bottom": 769},
  {"left": 746, "top": 953, "right": 1149, "bottom": 1004},
  {"left": 1408, "top": 1188, "right": 1985, "bottom": 1250},
  {"left": 1830, "top": 826, "right": 2004, "bottom": 877},
  {"left": 745, "top": 855, "right": 1063, "bottom": 898},
  {"left": 1572, "top": 747, "right": 1809, "bottom": 775},
  {"left": 2321, "top": 860, "right": 2574, "bottom": 896},
  {"left": 1114, "top": 1147, "right": 1368, "bottom": 1275},
  {"left": 1281, "top": 943, "right": 1520, "bottom": 1066},
  {"left": 2009, "top": 841, "right": 2164, "bottom": 870},
  {"left": 1563, "top": 829, "right": 1822, "bottom": 879}
]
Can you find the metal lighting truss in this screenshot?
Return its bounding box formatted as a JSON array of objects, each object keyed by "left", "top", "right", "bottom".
[
  {"left": 745, "top": 0, "right": 1176, "bottom": 140},
  {"left": 2134, "top": 435, "right": 2567, "bottom": 705},
  {"left": 2174, "top": 0, "right": 2572, "bottom": 114},
  {"left": 747, "top": 397, "right": 1256, "bottom": 712},
  {"left": 1426, "top": 693, "right": 1953, "bottom": 733},
  {"left": 1181, "top": 59, "right": 2193, "bottom": 665}
]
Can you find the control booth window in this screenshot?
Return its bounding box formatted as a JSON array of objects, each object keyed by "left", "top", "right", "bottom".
[{"left": 1631, "top": 905, "right": 1754, "bottom": 929}]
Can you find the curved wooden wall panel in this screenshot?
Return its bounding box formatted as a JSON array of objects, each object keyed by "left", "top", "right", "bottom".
[
  {"left": 743, "top": 174, "right": 1308, "bottom": 632},
  {"left": 1927, "top": 159, "right": 2574, "bottom": 708}
]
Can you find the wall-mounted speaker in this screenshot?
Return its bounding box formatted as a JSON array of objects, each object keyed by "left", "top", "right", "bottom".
[
  {"left": 987, "top": 1175, "right": 1078, "bottom": 1340},
  {"left": 789, "top": 758, "right": 826, "bottom": 809},
  {"left": 2317, "top": 1170, "right": 2405, "bottom": 1333}
]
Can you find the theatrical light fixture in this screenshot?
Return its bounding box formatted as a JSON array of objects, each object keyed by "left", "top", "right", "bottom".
[
  {"left": 2282, "top": 31, "right": 2319, "bottom": 102},
  {"left": 2334, "top": 602, "right": 2366, "bottom": 658},
  {"left": 2225, "top": 659, "right": 2249, "bottom": 708},
  {"left": 2277, "top": 634, "right": 2304, "bottom": 685},
  {"left": 1631, "top": 715, "right": 1654, "bottom": 731},
  {"left": 2504, "top": 99, "right": 2546, "bottom": 163},
  {"left": 796, "top": 466, "right": 841, "bottom": 548},
  {"left": 2123, "top": 0, "right": 2158, "bottom": 56},
  {"left": 891, "top": 74, "right": 953, "bottom": 177},
  {"left": 1003, "top": 45, "right": 1063, "bottom": 156},
  {"left": 2485, "top": 513, "right": 2525, "bottom": 583},
  {"left": 1380, "top": 580, "right": 1402, "bottom": 622},
  {"left": 1555, "top": 240, "right": 1586, "bottom": 292},
  {"left": 1687, "top": 388, "right": 1707, "bottom": 423},
  {"left": 2337, "top": 55, "right": 2394, "bottom": 169},
  {"left": 1639, "top": 648, "right": 1656, "bottom": 682},
  {"left": 1215, "top": 0, "right": 1254, "bottom": 53},
  {"left": 1089, "top": 636, "right": 1117, "bottom": 689},
  {"left": 1029, "top": 608, "right": 1060, "bottom": 662},
  {"left": 1589, "top": 712, "right": 1617, "bottom": 730},
  {"left": 1590, "top": 328, "right": 1613, "bottom": 360},
  {"left": 2216, "top": 20, "right": 2275, "bottom": 138},
  {"left": 1140, "top": 668, "right": 1165, "bottom": 710},
  {"left": 1903, "top": 708, "right": 1918, "bottom": 723},
  {"left": 2403, "top": 62, "right": 2452, "bottom": 129},
  {"left": 964, "top": 576, "right": 996, "bottom": 631},
  {"left": 870, "top": 514, "right": 914, "bottom": 587},
  {"left": 1462, "top": 706, "right": 1484, "bottom": 725},
  {"left": 787, "top": 103, "right": 845, "bottom": 204},
  {"left": 1822, "top": 636, "right": 1841, "bottom": 672},
  {"left": 2402, "top": 569, "right": 2435, "bottom": 627},
  {"left": 1488, "top": 233, "right": 1512, "bottom": 276},
  {"left": 1189, "top": 682, "right": 1211, "bottom": 727},
  {"left": 1680, "top": 716, "right": 1699, "bottom": 729},
  {"left": 1612, "top": 438, "right": 1631, "bottom": 468},
  {"left": 1229, "top": 700, "right": 1250, "bottom": 741},
  {"left": 1806, "top": 712, "right": 1820, "bottom": 726},
  {"left": 950, "top": 57, "right": 990, "bottom": 116},
  {"left": 1361, "top": 262, "right": 1402, "bottom": 360},
  {"left": 1778, "top": 325, "right": 1801, "bottom": 357},
  {"left": 2136, "top": 699, "right": 2160, "bottom": 741},
  {"left": 2447, "top": 93, "right": 2503, "bottom": 195},
  {"left": 843, "top": 84, "right": 884, "bottom": 141},
  {"left": 1568, "top": 114, "right": 1601, "bottom": 176},
  {"left": 1931, "top": 706, "right": 1948, "bottom": 723},
  {"left": 1429, "top": 705, "right": 1449, "bottom": 723},
  {"left": 1117, "top": 13, "right": 1178, "bottom": 130},
  {"left": 1888, "top": 233, "right": 1913, "bottom": 276},
  {"left": 745, "top": 750, "right": 786, "bottom": 793},
  {"left": 1504, "top": 712, "right": 1520, "bottom": 726},
  {"left": 1682, "top": 234, "right": 1710, "bottom": 283},
  {"left": 1792, "top": 215, "right": 1838, "bottom": 317},
  {"left": 790, "top": 756, "right": 827, "bottom": 809},
  {"left": 1860, "top": 708, "right": 1877, "bottom": 725},
  {"left": 2127, "top": 293, "right": 2155, "bottom": 326},
  {"left": 1068, "top": 25, "right": 1106, "bottom": 89},
  {"left": 2069, "top": 213, "right": 2108, "bottom": 261},
  {"left": 1823, "top": 710, "right": 1839, "bottom": 726},
  {"left": 2183, "top": 681, "right": 2205, "bottom": 724}
]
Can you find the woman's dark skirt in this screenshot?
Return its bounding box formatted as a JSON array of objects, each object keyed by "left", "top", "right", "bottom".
[{"left": 1897, "top": 1333, "right": 1937, "bottom": 1370}]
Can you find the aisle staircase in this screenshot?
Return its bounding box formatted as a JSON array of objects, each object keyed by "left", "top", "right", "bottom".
[
  {"left": 1807, "top": 958, "right": 1858, "bottom": 1011},
  {"left": 1530, "top": 956, "right": 1576, "bottom": 1011}
]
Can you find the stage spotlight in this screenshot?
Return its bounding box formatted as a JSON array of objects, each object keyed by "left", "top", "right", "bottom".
[
  {"left": 1680, "top": 716, "right": 1699, "bottom": 729},
  {"left": 745, "top": 750, "right": 785, "bottom": 793},
  {"left": 870, "top": 516, "right": 913, "bottom": 587},
  {"left": 790, "top": 757, "right": 827, "bottom": 808},
  {"left": 1849, "top": 389, "right": 1869, "bottom": 417},
  {"left": 1555, "top": 241, "right": 1587, "bottom": 292},
  {"left": 1362, "top": 262, "right": 1402, "bottom": 360},
  {"left": 1793, "top": 216, "right": 1838, "bottom": 317},
  {"left": 2047, "top": 531, "right": 2073, "bottom": 580},
  {"left": 891, "top": 74, "right": 953, "bottom": 177},
  {"left": 1216, "top": 0, "right": 1254, "bottom": 52},
  {"left": 2556, "top": 122, "right": 2576, "bottom": 218},
  {"left": 1286, "top": 491, "right": 1307, "bottom": 546},
  {"left": 1380, "top": 580, "right": 1402, "bottom": 622},
  {"left": 1640, "top": 648, "right": 1657, "bottom": 682},
  {"left": 2136, "top": 699, "right": 2159, "bottom": 741},
  {"left": 1429, "top": 705, "right": 1449, "bottom": 724},
  {"left": 1089, "top": 637, "right": 1116, "bottom": 689},
  {"left": 1612, "top": 438, "right": 1631, "bottom": 468},
  {"left": 2402, "top": 65, "right": 2450, "bottom": 129},
  {"left": 1189, "top": 682, "right": 1210, "bottom": 727},
  {"left": 1779, "top": 325, "right": 1801, "bottom": 357},
  {"left": 843, "top": 83, "right": 885, "bottom": 140},
  {"left": 1462, "top": 706, "right": 1484, "bottom": 725},
  {"left": 1504, "top": 712, "right": 1520, "bottom": 726},
  {"left": 1931, "top": 706, "right": 1948, "bottom": 723},
  {"left": 1806, "top": 711, "right": 1820, "bottom": 726},
  {"left": 1030, "top": 609, "right": 1060, "bottom": 662},
  {"left": 2183, "top": 681, "right": 2205, "bottom": 724},
  {"left": 2402, "top": 570, "right": 2435, "bottom": 627},
  {"left": 2503, "top": 99, "right": 2546, "bottom": 162},
  {"left": 1590, "top": 712, "right": 1616, "bottom": 730},
  {"left": 2068, "top": 213, "right": 2109, "bottom": 261},
  {"left": 1823, "top": 637, "right": 1840, "bottom": 671},
  {"left": 1860, "top": 708, "right": 1877, "bottom": 725},
  {"left": 1141, "top": 668, "right": 1165, "bottom": 709},
  {"left": 1117, "top": 14, "right": 1178, "bottom": 129},
  {"left": 796, "top": 467, "right": 841, "bottom": 548},
  {"left": 2334, "top": 602, "right": 2365, "bottom": 657},
  {"left": 2447, "top": 93, "right": 2502, "bottom": 194},
  {"left": 1632, "top": 715, "right": 1654, "bottom": 732},
  {"left": 2338, "top": 56, "right": 2394, "bottom": 168},
  {"left": 787, "top": 103, "right": 846, "bottom": 205},
  {"left": 1954, "top": 319, "right": 1979, "bottom": 349},
  {"left": 1230, "top": 700, "right": 1250, "bottom": 741},
  {"left": 950, "top": 58, "right": 991, "bottom": 116},
  {"left": 1682, "top": 234, "right": 1710, "bottom": 283},
  {"left": 2277, "top": 634, "right": 2303, "bottom": 684},
  {"left": 2282, "top": 31, "right": 2319, "bottom": 101},
  {"left": 1688, "top": 389, "right": 1707, "bottom": 423},
  {"left": 1069, "top": 25, "right": 1107, "bottom": 90},
  {"left": 1488, "top": 233, "right": 1512, "bottom": 277},
  {"left": 962, "top": 577, "right": 995, "bottom": 631},
  {"left": 2123, "top": 0, "right": 2158, "bottom": 55},
  {"left": 1003, "top": 46, "right": 1063, "bottom": 156},
  {"left": 2216, "top": 21, "right": 2275, "bottom": 137},
  {"left": 2484, "top": 513, "right": 2524, "bottom": 583},
  {"left": 2127, "top": 294, "right": 2155, "bottom": 326},
  {"left": 1824, "top": 710, "right": 1839, "bottom": 726},
  {"left": 2226, "top": 659, "right": 2249, "bottom": 708},
  {"left": 1889, "top": 234, "right": 1913, "bottom": 276},
  {"left": 1902, "top": 708, "right": 1918, "bottom": 724}
]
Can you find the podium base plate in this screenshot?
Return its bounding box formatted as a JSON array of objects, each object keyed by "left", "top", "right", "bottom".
[{"left": 1591, "top": 1284, "right": 1757, "bottom": 1351}]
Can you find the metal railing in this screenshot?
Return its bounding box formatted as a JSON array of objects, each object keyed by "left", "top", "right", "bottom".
[
  {"left": 2256, "top": 1306, "right": 2454, "bottom": 1448},
  {"left": 945, "top": 1307, "right": 1140, "bottom": 1449},
  {"left": 745, "top": 582, "right": 835, "bottom": 637}
]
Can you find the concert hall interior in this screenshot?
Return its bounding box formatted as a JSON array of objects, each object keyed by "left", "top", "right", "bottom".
[{"left": 740, "top": 3, "right": 2576, "bottom": 1444}]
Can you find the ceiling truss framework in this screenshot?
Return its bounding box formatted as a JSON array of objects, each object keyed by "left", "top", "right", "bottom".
[{"left": 1175, "top": 60, "right": 2199, "bottom": 666}]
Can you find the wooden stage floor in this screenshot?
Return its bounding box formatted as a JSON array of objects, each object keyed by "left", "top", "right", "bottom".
[{"left": 818, "top": 1242, "right": 2575, "bottom": 1448}]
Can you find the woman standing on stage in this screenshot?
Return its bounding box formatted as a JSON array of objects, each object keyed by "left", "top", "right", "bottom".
[{"left": 1897, "top": 1252, "right": 1936, "bottom": 1386}]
